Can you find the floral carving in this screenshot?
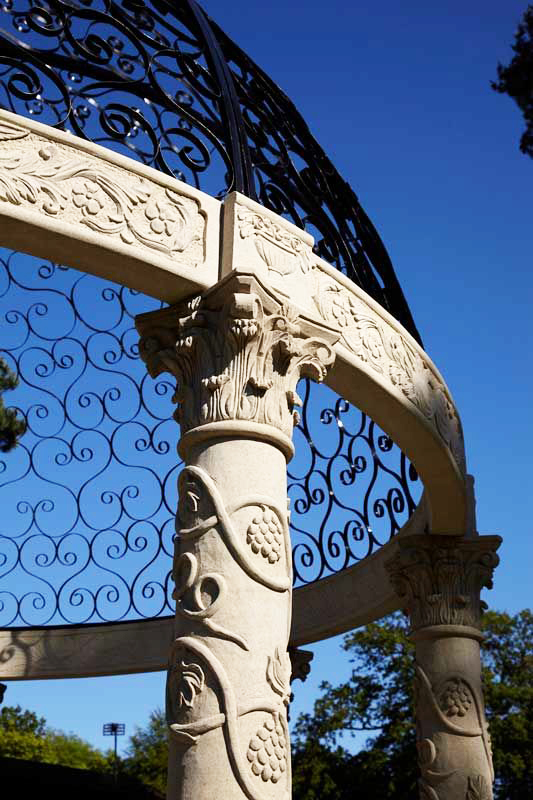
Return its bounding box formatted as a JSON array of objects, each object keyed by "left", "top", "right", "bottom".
[
  {"left": 72, "top": 178, "right": 107, "bottom": 216},
  {"left": 311, "top": 274, "right": 466, "bottom": 473},
  {"left": 439, "top": 678, "right": 472, "bottom": 718},
  {"left": 247, "top": 505, "right": 284, "bottom": 563},
  {"left": 247, "top": 713, "right": 288, "bottom": 783},
  {"left": 0, "top": 122, "right": 205, "bottom": 265},
  {"left": 237, "top": 206, "right": 312, "bottom": 276}
]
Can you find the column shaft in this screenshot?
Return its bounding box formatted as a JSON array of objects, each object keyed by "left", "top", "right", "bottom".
[{"left": 136, "top": 272, "right": 338, "bottom": 800}]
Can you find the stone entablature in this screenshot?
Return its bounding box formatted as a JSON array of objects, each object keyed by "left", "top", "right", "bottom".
[
  {"left": 223, "top": 192, "right": 465, "bottom": 479},
  {"left": 0, "top": 108, "right": 220, "bottom": 301}
]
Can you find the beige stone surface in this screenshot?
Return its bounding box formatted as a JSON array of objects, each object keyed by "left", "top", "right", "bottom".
[
  {"left": 136, "top": 273, "right": 338, "bottom": 799},
  {"left": 0, "top": 109, "right": 220, "bottom": 302},
  {"left": 222, "top": 192, "right": 467, "bottom": 536}
]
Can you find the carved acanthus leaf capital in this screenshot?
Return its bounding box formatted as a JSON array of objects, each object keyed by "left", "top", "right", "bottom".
[
  {"left": 385, "top": 534, "right": 501, "bottom": 631},
  {"left": 136, "top": 272, "right": 339, "bottom": 443}
]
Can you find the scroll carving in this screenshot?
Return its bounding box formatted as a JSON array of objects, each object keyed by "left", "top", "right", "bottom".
[
  {"left": 414, "top": 664, "right": 494, "bottom": 799},
  {"left": 0, "top": 119, "right": 205, "bottom": 265},
  {"left": 166, "top": 637, "right": 291, "bottom": 800},
  {"left": 177, "top": 465, "right": 291, "bottom": 592},
  {"left": 166, "top": 460, "right": 294, "bottom": 797},
  {"left": 385, "top": 534, "right": 501, "bottom": 630},
  {"left": 386, "top": 535, "right": 500, "bottom": 800},
  {"left": 139, "top": 274, "right": 338, "bottom": 798}
]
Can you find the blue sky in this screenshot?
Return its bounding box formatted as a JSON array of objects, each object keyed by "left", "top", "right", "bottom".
[{"left": 2, "top": 0, "right": 532, "bottom": 755}]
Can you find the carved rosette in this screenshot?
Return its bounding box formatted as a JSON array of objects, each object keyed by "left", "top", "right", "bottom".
[
  {"left": 136, "top": 272, "right": 339, "bottom": 445},
  {"left": 385, "top": 534, "right": 501, "bottom": 631}
]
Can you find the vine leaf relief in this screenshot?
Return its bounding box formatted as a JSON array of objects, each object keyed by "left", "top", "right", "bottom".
[
  {"left": 466, "top": 775, "right": 491, "bottom": 800},
  {"left": 266, "top": 648, "right": 292, "bottom": 705},
  {"left": 0, "top": 122, "right": 205, "bottom": 264},
  {"left": 171, "top": 660, "right": 205, "bottom": 710}
]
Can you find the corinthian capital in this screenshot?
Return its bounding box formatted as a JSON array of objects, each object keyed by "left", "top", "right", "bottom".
[
  {"left": 385, "top": 534, "right": 501, "bottom": 632},
  {"left": 135, "top": 272, "right": 339, "bottom": 451}
]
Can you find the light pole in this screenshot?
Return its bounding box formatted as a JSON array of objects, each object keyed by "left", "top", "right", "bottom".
[{"left": 103, "top": 722, "right": 125, "bottom": 784}]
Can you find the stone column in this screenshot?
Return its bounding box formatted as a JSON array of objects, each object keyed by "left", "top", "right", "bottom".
[
  {"left": 136, "top": 272, "right": 337, "bottom": 800},
  {"left": 386, "top": 534, "right": 501, "bottom": 800}
]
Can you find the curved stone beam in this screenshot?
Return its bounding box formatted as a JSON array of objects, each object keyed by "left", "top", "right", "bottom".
[{"left": 0, "top": 109, "right": 221, "bottom": 302}]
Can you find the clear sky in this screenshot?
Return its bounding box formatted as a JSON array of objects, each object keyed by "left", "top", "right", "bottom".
[{"left": 3, "top": 0, "right": 532, "bottom": 756}]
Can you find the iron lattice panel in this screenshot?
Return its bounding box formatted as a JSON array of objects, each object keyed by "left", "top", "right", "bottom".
[
  {"left": 0, "top": 252, "right": 419, "bottom": 626},
  {"left": 0, "top": 1, "right": 421, "bottom": 626}
]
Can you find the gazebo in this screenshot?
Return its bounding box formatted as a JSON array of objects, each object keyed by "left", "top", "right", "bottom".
[{"left": 0, "top": 2, "right": 500, "bottom": 798}]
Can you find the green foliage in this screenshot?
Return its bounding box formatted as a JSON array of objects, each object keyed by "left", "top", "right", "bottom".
[
  {"left": 122, "top": 708, "right": 168, "bottom": 795},
  {"left": 492, "top": 5, "right": 533, "bottom": 157},
  {"left": 0, "top": 704, "right": 113, "bottom": 772},
  {"left": 293, "top": 613, "right": 417, "bottom": 799},
  {"left": 0, "top": 704, "right": 47, "bottom": 736},
  {"left": 0, "top": 358, "right": 26, "bottom": 452},
  {"left": 482, "top": 609, "right": 533, "bottom": 799},
  {"left": 292, "top": 609, "right": 533, "bottom": 800}
]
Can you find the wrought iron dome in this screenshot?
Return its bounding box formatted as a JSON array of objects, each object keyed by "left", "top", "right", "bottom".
[
  {"left": 0, "top": 0, "right": 420, "bottom": 342},
  {"left": 0, "top": 0, "right": 422, "bottom": 629}
]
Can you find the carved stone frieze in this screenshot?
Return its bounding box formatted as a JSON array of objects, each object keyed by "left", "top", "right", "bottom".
[
  {"left": 310, "top": 271, "right": 466, "bottom": 473},
  {"left": 136, "top": 272, "right": 339, "bottom": 443},
  {"left": 0, "top": 117, "right": 205, "bottom": 266},
  {"left": 237, "top": 206, "right": 312, "bottom": 277},
  {"left": 385, "top": 534, "right": 501, "bottom": 631}
]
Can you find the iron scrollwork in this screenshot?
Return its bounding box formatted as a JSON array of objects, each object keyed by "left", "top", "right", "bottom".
[
  {"left": 0, "top": 252, "right": 419, "bottom": 626},
  {"left": 0, "top": 0, "right": 420, "bottom": 341},
  {"left": 0, "top": 1, "right": 421, "bottom": 626}
]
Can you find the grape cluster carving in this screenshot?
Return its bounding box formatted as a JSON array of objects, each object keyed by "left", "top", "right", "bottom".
[
  {"left": 246, "top": 506, "right": 283, "bottom": 563},
  {"left": 247, "top": 714, "right": 287, "bottom": 783},
  {"left": 439, "top": 678, "right": 472, "bottom": 718}
]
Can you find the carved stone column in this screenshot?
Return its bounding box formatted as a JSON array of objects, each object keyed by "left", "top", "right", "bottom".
[
  {"left": 386, "top": 534, "right": 501, "bottom": 800},
  {"left": 136, "top": 272, "right": 337, "bottom": 800}
]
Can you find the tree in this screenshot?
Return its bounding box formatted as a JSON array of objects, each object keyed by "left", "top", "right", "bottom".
[
  {"left": 492, "top": 5, "right": 533, "bottom": 157},
  {"left": 292, "top": 610, "right": 533, "bottom": 800},
  {"left": 122, "top": 708, "right": 168, "bottom": 795},
  {"left": 0, "top": 357, "right": 26, "bottom": 452},
  {"left": 0, "top": 704, "right": 113, "bottom": 772}
]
